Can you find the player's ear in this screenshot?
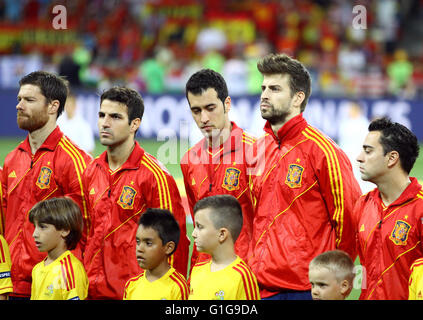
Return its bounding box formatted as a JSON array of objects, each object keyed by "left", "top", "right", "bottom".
[
  {"left": 60, "top": 229, "right": 70, "bottom": 238},
  {"left": 339, "top": 279, "right": 352, "bottom": 296},
  {"left": 164, "top": 241, "right": 176, "bottom": 255},
  {"left": 223, "top": 96, "right": 231, "bottom": 114},
  {"left": 218, "top": 228, "right": 229, "bottom": 243},
  {"left": 48, "top": 99, "right": 60, "bottom": 115},
  {"left": 130, "top": 118, "right": 141, "bottom": 133},
  {"left": 386, "top": 150, "right": 400, "bottom": 168}
]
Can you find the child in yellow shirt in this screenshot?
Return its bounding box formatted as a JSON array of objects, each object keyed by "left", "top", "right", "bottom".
[
  {"left": 0, "top": 235, "right": 13, "bottom": 300},
  {"left": 123, "top": 208, "right": 189, "bottom": 300},
  {"left": 189, "top": 195, "right": 260, "bottom": 300},
  {"left": 29, "top": 197, "right": 88, "bottom": 300},
  {"left": 409, "top": 258, "right": 423, "bottom": 300}
]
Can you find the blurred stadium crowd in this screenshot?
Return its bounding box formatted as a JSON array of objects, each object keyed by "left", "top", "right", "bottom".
[{"left": 0, "top": 0, "right": 422, "bottom": 99}]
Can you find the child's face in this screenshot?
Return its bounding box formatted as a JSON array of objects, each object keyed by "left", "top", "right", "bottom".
[
  {"left": 309, "top": 266, "right": 348, "bottom": 300},
  {"left": 192, "top": 208, "right": 219, "bottom": 254},
  {"left": 32, "top": 221, "right": 66, "bottom": 253},
  {"left": 135, "top": 225, "right": 168, "bottom": 270}
]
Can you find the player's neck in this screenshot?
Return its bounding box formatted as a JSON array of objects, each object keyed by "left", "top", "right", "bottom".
[
  {"left": 207, "top": 121, "right": 232, "bottom": 149},
  {"left": 378, "top": 173, "right": 411, "bottom": 206},
  {"left": 145, "top": 262, "right": 171, "bottom": 282},
  {"left": 106, "top": 139, "right": 135, "bottom": 171},
  {"left": 28, "top": 121, "right": 56, "bottom": 155},
  {"left": 45, "top": 243, "right": 67, "bottom": 267},
  {"left": 210, "top": 247, "right": 237, "bottom": 272}
]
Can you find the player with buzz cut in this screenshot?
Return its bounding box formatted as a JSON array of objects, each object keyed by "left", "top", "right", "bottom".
[
  {"left": 1, "top": 71, "right": 92, "bottom": 299},
  {"left": 355, "top": 117, "right": 423, "bottom": 300},
  {"left": 182, "top": 69, "right": 257, "bottom": 270},
  {"left": 82, "top": 86, "right": 189, "bottom": 300},
  {"left": 189, "top": 195, "right": 260, "bottom": 300}
]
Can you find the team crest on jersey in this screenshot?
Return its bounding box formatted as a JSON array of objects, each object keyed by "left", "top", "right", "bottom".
[
  {"left": 222, "top": 168, "right": 241, "bottom": 191},
  {"left": 117, "top": 186, "right": 137, "bottom": 209},
  {"left": 285, "top": 164, "right": 304, "bottom": 188},
  {"left": 36, "top": 167, "right": 52, "bottom": 189},
  {"left": 389, "top": 220, "right": 411, "bottom": 246}
]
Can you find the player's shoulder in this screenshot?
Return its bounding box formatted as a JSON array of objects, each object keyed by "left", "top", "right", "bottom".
[
  {"left": 241, "top": 130, "right": 257, "bottom": 145},
  {"left": 411, "top": 258, "right": 423, "bottom": 271},
  {"left": 57, "top": 136, "right": 92, "bottom": 163},
  {"left": 140, "top": 152, "right": 171, "bottom": 176},
  {"left": 125, "top": 271, "right": 145, "bottom": 287}
]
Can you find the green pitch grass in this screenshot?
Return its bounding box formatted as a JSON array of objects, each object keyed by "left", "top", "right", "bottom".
[{"left": 1, "top": 137, "right": 423, "bottom": 300}]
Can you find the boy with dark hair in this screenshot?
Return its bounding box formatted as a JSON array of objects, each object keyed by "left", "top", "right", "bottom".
[
  {"left": 355, "top": 117, "right": 423, "bottom": 299},
  {"left": 189, "top": 195, "right": 260, "bottom": 300},
  {"left": 123, "top": 208, "right": 188, "bottom": 300},
  {"left": 29, "top": 197, "right": 88, "bottom": 300}
]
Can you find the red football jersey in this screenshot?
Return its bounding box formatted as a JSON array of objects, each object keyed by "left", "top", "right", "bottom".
[
  {"left": 82, "top": 141, "right": 189, "bottom": 300},
  {"left": 248, "top": 114, "right": 361, "bottom": 298},
  {"left": 355, "top": 177, "right": 423, "bottom": 300},
  {"left": 181, "top": 122, "right": 256, "bottom": 269},
  {"left": 1, "top": 126, "right": 92, "bottom": 297}
]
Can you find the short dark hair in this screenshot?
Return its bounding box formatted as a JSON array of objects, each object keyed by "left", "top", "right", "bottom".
[
  {"left": 368, "top": 117, "right": 419, "bottom": 174},
  {"left": 138, "top": 208, "right": 180, "bottom": 255},
  {"left": 257, "top": 53, "right": 311, "bottom": 112},
  {"left": 193, "top": 195, "right": 243, "bottom": 242},
  {"left": 100, "top": 86, "right": 144, "bottom": 124},
  {"left": 29, "top": 197, "right": 83, "bottom": 250},
  {"left": 19, "top": 71, "right": 69, "bottom": 118},
  {"left": 185, "top": 69, "right": 228, "bottom": 106}
]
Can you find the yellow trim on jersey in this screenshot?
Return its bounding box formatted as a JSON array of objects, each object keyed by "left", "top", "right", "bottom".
[
  {"left": 367, "top": 240, "right": 421, "bottom": 300},
  {"left": 7, "top": 152, "right": 48, "bottom": 195},
  {"left": 262, "top": 138, "right": 308, "bottom": 184},
  {"left": 58, "top": 140, "right": 89, "bottom": 234},
  {"left": 303, "top": 127, "right": 345, "bottom": 247},
  {"left": 89, "top": 204, "right": 146, "bottom": 266},
  {"left": 141, "top": 154, "right": 172, "bottom": 212},
  {"left": 363, "top": 197, "right": 420, "bottom": 254},
  {"left": 254, "top": 181, "right": 318, "bottom": 248}
]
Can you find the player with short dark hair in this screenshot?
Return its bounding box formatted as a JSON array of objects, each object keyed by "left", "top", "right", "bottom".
[
  {"left": 1, "top": 71, "right": 92, "bottom": 299},
  {"left": 189, "top": 195, "right": 260, "bottom": 300},
  {"left": 123, "top": 208, "right": 188, "bottom": 300},
  {"left": 249, "top": 53, "right": 361, "bottom": 300},
  {"left": 181, "top": 69, "right": 257, "bottom": 270},
  {"left": 82, "top": 86, "right": 189, "bottom": 300},
  {"left": 355, "top": 117, "right": 423, "bottom": 300}
]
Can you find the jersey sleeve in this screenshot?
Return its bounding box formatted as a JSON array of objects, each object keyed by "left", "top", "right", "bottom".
[
  {"left": 312, "top": 142, "right": 361, "bottom": 260},
  {"left": 59, "top": 258, "right": 88, "bottom": 300},
  {"left": 57, "top": 139, "right": 93, "bottom": 254}
]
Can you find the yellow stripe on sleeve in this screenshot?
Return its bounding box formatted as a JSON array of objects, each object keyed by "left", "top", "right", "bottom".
[{"left": 303, "top": 127, "right": 345, "bottom": 247}]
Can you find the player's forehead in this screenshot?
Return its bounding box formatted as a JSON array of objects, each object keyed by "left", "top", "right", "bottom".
[
  {"left": 99, "top": 99, "right": 129, "bottom": 116},
  {"left": 18, "top": 84, "right": 44, "bottom": 98},
  {"left": 188, "top": 88, "right": 221, "bottom": 108},
  {"left": 137, "top": 224, "right": 159, "bottom": 239},
  {"left": 261, "top": 73, "right": 290, "bottom": 88}
]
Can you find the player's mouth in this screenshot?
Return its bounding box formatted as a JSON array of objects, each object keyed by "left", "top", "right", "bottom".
[{"left": 34, "top": 241, "right": 42, "bottom": 249}]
